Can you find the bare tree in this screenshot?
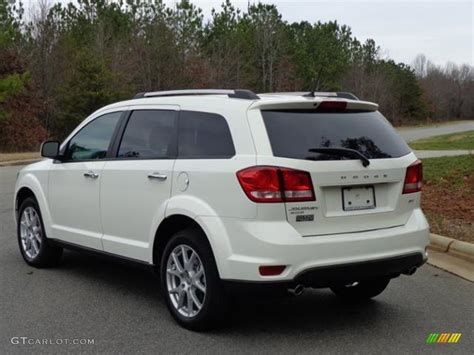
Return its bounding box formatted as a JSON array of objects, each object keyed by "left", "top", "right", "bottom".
[{"left": 412, "top": 53, "right": 428, "bottom": 78}]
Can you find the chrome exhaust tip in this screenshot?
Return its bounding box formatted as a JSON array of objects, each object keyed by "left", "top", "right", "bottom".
[{"left": 288, "top": 284, "right": 305, "bottom": 296}]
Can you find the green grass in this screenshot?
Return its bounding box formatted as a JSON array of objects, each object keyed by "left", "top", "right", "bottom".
[
  {"left": 0, "top": 152, "right": 40, "bottom": 162},
  {"left": 410, "top": 130, "right": 474, "bottom": 150},
  {"left": 422, "top": 155, "right": 474, "bottom": 187}
]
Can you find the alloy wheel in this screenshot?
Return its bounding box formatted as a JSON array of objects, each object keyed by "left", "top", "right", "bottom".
[
  {"left": 20, "top": 207, "right": 42, "bottom": 259},
  {"left": 166, "top": 244, "right": 207, "bottom": 318}
]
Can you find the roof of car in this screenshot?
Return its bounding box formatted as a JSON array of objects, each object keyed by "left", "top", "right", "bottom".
[{"left": 95, "top": 90, "right": 379, "bottom": 115}]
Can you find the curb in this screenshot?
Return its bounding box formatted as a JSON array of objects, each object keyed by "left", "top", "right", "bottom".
[
  {"left": 428, "top": 233, "right": 474, "bottom": 282},
  {"left": 429, "top": 233, "right": 474, "bottom": 260}
]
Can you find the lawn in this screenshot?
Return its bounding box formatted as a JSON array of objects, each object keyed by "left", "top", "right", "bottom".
[
  {"left": 410, "top": 130, "right": 474, "bottom": 150},
  {"left": 421, "top": 155, "right": 474, "bottom": 243},
  {"left": 0, "top": 152, "right": 40, "bottom": 162}
]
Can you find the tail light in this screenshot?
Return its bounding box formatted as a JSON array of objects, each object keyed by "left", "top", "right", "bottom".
[
  {"left": 403, "top": 160, "right": 423, "bottom": 194},
  {"left": 236, "top": 166, "right": 315, "bottom": 203}
]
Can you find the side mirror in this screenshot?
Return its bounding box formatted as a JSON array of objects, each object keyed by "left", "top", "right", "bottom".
[{"left": 41, "top": 140, "right": 60, "bottom": 159}]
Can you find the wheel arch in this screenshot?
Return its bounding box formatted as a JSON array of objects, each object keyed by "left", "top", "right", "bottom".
[
  {"left": 15, "top": 186, "right": 36, "bottom": 217},
  {"left": 153, "top": 215, "right": 201, "bottom": 266},
  {"left": 14, "top": 173, "right": 53, "bottom": 237},
  {"left": 152, "top": 213, "right": 231, "bottom": 278}
]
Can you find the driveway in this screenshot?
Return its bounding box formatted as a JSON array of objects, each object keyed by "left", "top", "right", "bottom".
[
  {"left": 397, "top": 121, "right": 474, "bottom": 143},
  {"left": 396, "top": 121, "right": 474, "bottom": 158},
  {"left": 0, "top": 165, "right": 473, "bottom": 353}
]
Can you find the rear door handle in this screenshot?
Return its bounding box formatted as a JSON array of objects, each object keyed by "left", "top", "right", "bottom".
[
  {"left": 148, "top": 172, "right": 167, "bottom": 181},
  {"left": 83, "top": 171, "right": 99, "bottom": 179}
]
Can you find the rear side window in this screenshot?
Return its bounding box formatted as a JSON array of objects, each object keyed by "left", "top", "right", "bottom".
[
  {"left": 118, "top": 110, "right": 177, "bottom": 159},
  {"left": 178, "top": 111, "right": 235, "bottom": 159},
  {"left": 262, "top": 110, "right": 410, "bottom": 160}
]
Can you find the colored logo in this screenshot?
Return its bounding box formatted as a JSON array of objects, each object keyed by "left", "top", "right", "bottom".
[{"left": 426, "top": 333, "right": 462, "bottom": 344}]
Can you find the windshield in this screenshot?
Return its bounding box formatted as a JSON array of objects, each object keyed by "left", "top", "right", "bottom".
[{"left": 261, "top": 110, "right": 411, "bottom": 160}]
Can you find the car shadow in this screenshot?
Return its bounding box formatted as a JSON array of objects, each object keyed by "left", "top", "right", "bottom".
[
  {"left": 56, "top": 249, "right": 162, "bottom": 301},
  {"left": 55, "top": 249, "right": 396, "bottom": 335},
  {"left": 224, "top": 292, "right": 390, "bottom": 336}
]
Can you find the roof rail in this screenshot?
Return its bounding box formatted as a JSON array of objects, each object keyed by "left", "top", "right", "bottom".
[
  {"left": 133, "top": 89, "right": 259, "bottom": 100},
  {"left": 259, "top": 91, "right": 359, "bottom": 100}
]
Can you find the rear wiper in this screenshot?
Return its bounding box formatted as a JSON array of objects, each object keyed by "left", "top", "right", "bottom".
[{"left": 308, "top": 147, "right": 370, "bottom": 167}]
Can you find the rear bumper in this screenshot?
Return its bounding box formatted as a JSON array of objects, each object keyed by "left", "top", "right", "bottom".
[
  {"left": 294, "top": 252, "right": 425, "bottom": 287},
  {"left": 203, "top": 208, "right": 430, "bottom": 282},
  {"left": 223, "top": 252, "right": 426, "bottom": 292}
]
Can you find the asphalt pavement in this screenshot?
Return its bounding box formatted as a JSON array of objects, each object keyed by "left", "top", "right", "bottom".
[
  {"left": 397, "top": 121, "right": 474, "bottom": 142},
  {"left": 0, "top": 164, "right": 473, "bottom": 354},
  {"left": 412, "top": 149, "right": 472, "bottom": 158},
  {"left": 397, "top": 121, "right": 474, "bottom": 158}
]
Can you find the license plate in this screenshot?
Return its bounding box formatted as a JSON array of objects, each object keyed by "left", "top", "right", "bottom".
[{"left": 342, "top": 186, "right": 376, "bottom": 211}]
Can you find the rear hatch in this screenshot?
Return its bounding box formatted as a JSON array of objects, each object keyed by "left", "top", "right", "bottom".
[{"left": 257, "top": 101, "right": 418, "bottom": 236}]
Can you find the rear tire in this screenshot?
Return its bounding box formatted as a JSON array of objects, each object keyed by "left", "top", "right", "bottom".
[
  {"left": 330, "top": 278, "right": 390, "bottom": 301},
  {"left": 17, "top": 197, "right": 63, "bottom": 268},
  {"left": 160, "top": 228, "right": 229, "bottom": 331}
]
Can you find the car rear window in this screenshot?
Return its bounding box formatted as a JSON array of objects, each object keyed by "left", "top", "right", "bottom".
[{"left": 261, "top": 110, "right": 410, "bottom": 160}]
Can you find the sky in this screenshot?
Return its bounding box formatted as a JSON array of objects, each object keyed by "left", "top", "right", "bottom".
[{"left": 25, "top": 0, "right": 474, "bottom": 66}]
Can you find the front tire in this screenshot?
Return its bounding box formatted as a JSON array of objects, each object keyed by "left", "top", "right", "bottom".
[
  {"left": 160, "top": 228, "right": 228, "bottom": 331},
  {"left": 330, "top": 278, "right": 390, "bottom": 301},
  {"left": 17, "top": 197, "right": 63, "bottom": 268}
]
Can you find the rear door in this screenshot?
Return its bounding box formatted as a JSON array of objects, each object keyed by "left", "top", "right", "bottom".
[
  {"left": 257, "top": 108, "right": 417, "bottom": 236},
  {"left": 100, "top": 107, "right": 178, "bottom": 261}
]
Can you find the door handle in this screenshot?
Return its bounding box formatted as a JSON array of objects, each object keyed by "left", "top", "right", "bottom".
[
  {"left": 148, "top": 172, "right": 167, "bottom": 181},
  {"left": 83, "top": 171, "right": 99, "bottom": 179}
]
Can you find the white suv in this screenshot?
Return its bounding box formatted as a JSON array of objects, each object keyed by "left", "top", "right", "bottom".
[{"left": 14, "top": 89, "right": 429, "bottom": 330}]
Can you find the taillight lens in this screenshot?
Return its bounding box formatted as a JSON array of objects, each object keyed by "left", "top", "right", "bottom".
[
  {"left": 280, "top": 169, "right": 315, "bottom": 201},
  {"left": 316, "top": 101, "right": 347, "bottom": 112},
  {"left": 403, "top": 160, "right": 423, "bottom": 194},
  {"left": 236, "top": 166, "right": 315, "bottom": 203}
]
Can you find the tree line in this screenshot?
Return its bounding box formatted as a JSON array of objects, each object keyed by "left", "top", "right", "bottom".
[{"left": 0, "top": 0, "right": 473, "bottom": 152}]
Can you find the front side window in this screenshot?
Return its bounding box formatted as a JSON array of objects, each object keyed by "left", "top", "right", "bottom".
[
  {"left": 178, "top": 111, "right": 235, "bottom": 158},
  {"left": 118, "top": 110, "right": 177, "bottom": 159},
  {"left": 66, "top": 112, "right": 122, "bottom": 161}
]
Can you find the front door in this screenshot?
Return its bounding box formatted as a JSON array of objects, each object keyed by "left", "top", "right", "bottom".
[{"left": 48, "top": 111, "right": 122, "bottom": 249}]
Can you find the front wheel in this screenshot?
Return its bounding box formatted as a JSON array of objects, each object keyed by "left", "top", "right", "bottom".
[
  {"left": 17, "top": 197, "right": 63, "bottom": 268},
  {"left": 160, "top": 228, "right": 229, "bottom": 331},
  {"left": 330, "top": 278, "right": 390, "bottom": 301}
]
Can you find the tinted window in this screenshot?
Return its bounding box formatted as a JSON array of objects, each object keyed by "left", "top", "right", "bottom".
[
  {"left": 178, "top": 111, "right": 235, "bottom": 158},
  {"left": 66, "top": 112, "right": 121, "bottom": 161},
  {"left": 262, "top": 110, "right": 410, "bottom": 160},
  {"left": 118, "top": 110, "right": 176, "bottom": 159}
]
